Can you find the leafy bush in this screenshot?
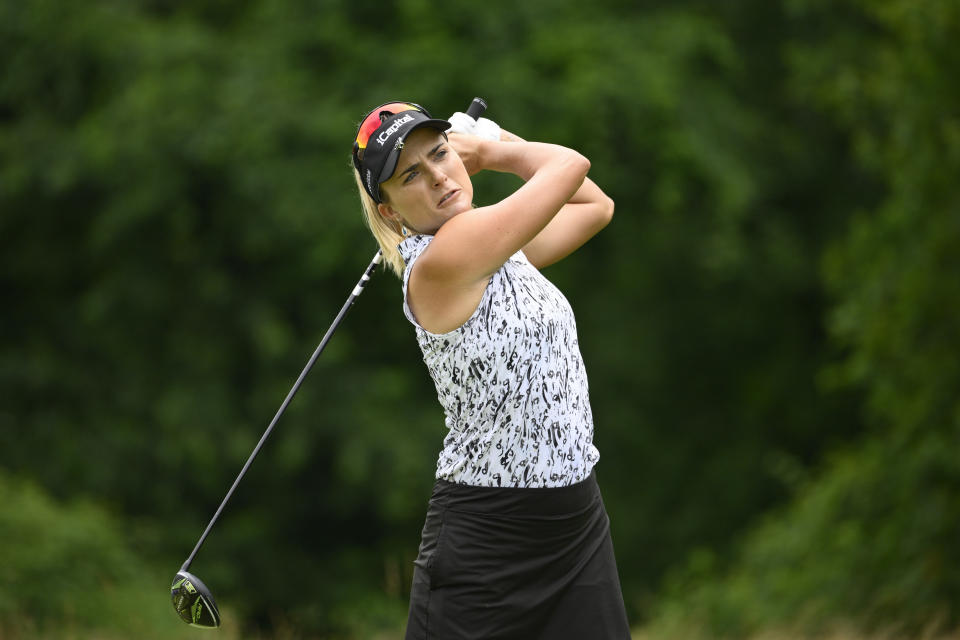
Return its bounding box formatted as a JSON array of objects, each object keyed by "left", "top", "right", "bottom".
[
  {"left": 650, "top": 428, "right": 960, "bottom": 638},
  {"left": 0, "top": 471, "right": 239, "bottom": 639}
]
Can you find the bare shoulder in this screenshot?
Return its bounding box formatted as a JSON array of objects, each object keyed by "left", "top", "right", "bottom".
[{"left": 406, "top": 240, "right": 490, "bottom": 335}]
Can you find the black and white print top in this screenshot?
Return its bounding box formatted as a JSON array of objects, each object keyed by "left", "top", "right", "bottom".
[{"left": 399, "top": 234, "right": 600, "bottom": 488}]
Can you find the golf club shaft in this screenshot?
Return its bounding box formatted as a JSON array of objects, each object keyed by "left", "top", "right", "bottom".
[{"left": 181, "top": 250, "right": 383, "bottom": 572}]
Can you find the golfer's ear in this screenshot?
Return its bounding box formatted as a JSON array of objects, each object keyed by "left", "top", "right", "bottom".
[{"left": 378, "top": 202, "right": 400, "bottom": 223}]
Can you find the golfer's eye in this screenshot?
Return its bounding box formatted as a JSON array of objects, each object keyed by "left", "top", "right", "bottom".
[
  {"left": 435, "top": 148, "right": 447, "bottom": 159},
  {"left": 403, "top": 171, "right": 418, "bottom": 184}
]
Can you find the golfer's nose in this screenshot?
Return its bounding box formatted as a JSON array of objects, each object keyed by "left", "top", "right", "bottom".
[{"left": 427, "top": 165, "right": 447, "bottom": 187}]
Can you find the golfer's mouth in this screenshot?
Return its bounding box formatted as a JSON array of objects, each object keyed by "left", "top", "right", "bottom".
[{"left": 438, "top": 189, "right": 460, "bottom": 208}]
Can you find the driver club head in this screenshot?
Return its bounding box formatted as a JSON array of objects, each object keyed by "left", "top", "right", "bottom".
[{"left": 171, "top": 570, "right": 222, "bottom": 628}]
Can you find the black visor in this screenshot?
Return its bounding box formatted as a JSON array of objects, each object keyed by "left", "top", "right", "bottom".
[{"left": 353, "top": 103, "right": 450, "bottom": 203}]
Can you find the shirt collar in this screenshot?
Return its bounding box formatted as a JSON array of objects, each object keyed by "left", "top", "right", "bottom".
[{"left": 398, "top": 234, "right": 432, "bottom": 265}]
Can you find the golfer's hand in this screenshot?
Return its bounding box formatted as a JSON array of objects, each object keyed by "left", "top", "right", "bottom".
[
  {"left": 447, "top": 111, "right": 502, "bottom": 141},
  {"left": 448, "top": 132, "right": 486, "bottom": 176}
]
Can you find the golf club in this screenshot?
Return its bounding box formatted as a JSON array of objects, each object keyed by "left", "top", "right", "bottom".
[
  {"left": 171, "top": 97, "right": 488, "bottom": 628},
  {"left": 171, "top": 250, "right": 381, "bottom": 627}
]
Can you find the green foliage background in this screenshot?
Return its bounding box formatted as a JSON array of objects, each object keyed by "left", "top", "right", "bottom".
[{"left": 1, "top": 0, "right": 957, "bottom": 637}]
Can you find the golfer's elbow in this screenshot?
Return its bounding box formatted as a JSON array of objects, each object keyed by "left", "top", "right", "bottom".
[
  {"left": 600, "top": 194, "right": 614, "bottom": 227},
  {"left": 561, "top": 151, "right": 591, "bottom": 189}
]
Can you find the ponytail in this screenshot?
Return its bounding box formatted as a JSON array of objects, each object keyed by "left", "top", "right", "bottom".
[{"left": 352, "top": 166, "right": 405, "bottom": 278}]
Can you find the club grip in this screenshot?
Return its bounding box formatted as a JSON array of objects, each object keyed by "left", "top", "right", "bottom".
[{"left": 466, "top": 97, "right": 487, "bottom": 120}]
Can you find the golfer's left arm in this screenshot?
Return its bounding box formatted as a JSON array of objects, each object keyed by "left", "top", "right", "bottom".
[{"left": 500, "top": 129, "right": 614, "bottom": 269}]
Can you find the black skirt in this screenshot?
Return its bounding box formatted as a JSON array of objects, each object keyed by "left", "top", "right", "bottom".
[{"left": 404, "top": 471, "right": 631, "bottom": 640}]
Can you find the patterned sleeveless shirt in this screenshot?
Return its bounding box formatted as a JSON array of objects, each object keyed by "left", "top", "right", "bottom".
[{"left": 399, "top": 234, "right": 600, "bottom": 488}]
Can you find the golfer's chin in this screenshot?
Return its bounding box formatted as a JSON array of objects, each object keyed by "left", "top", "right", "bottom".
[
  {"left": 419, "top": 201, "right": 464, "bottom": 230},
  {"left": 446, "top": 193, "right": 475, "bottom": 216}
]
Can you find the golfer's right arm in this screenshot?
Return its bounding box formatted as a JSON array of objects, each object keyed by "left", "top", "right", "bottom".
[{"left": 423, "top": 138, "right": 589, "bottom": 285}]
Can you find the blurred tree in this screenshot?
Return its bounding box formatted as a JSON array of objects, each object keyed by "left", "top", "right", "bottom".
[
  {"left": 0, "top": 0, "right": 908, "bottom": 635},
  {"left": 647, "top": 0, "right": 960, "bottom": 635}
]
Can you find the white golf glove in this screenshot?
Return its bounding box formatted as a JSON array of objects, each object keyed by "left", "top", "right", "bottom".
[{"left": 446, "top": 111, "right": 502, "bottom": 141}]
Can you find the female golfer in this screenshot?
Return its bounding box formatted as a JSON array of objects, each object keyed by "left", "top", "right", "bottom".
[{"left": 351, "top": 101, "right": 630, "bottom": 639}]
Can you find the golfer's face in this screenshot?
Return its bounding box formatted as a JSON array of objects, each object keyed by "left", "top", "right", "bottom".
[{"left": 380, "top": 128, "right": 473, "bottom": 234}]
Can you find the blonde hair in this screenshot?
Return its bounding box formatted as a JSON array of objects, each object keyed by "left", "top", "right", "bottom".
[{"left": 352, "top": 164, "right": 406, "bottom": 277}]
